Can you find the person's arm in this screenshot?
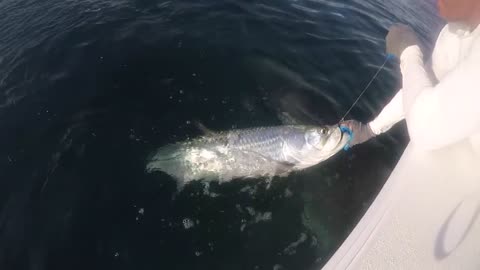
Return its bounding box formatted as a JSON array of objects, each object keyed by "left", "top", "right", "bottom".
[
  {"left": 368, "top": 89, "right": 405, "bottom": 135},
  {"left": 340, "top": 24, "right": 444, "bottom": 148},
  {"left": 340, "top": 89, "right": 405, "bottom": 147},
  {"left": 368, "top": 56, "right": 437, "bottom": 136},
  {"left": 399, "top": 43, "right": 480, "bottom": 150}
]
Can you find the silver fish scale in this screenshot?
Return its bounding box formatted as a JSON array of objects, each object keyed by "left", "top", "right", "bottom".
[
  {"left": 145, "top": 125, "right": 345, "bottom": 185},
  {"left": 226, "top": 126, "right": 308, "bottom": 162},
  {"left": 182, "top": 126, "right": 308, "bottom": 163}
]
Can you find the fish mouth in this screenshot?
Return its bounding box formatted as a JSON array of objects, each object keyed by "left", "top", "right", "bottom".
[
  {"left": 334, "top": 126, "right": 350, "bottom": 150},
  {"left": 318, "top": 125, "right": 349, "bottom": 153}
]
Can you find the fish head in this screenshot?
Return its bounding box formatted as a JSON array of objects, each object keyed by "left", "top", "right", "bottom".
[
  {"left": 306, "top": 126, "right": 348, "bottom": 152},
  {"left": 289, "top": 125, "right": 349, "bottom": 167}
]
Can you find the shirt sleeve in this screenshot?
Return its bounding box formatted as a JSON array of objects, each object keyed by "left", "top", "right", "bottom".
[
  {"left": 399, "top": 43, "right": 480, "bottom": 150},
  {"left": 368, "top": 55, "right": 438, "bottom": 136},
  {"left": 369, "top": 89, "right": 405, "bottom": 135}
]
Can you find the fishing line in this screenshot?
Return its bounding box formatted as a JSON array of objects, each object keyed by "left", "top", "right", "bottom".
[{"left": 340, "top": 54, "right": 394, "bottom": 122}]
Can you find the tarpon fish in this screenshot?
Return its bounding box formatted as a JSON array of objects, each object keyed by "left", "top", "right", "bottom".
[{"left": 146, "top": 125, "right": 349, "bottom": 185}]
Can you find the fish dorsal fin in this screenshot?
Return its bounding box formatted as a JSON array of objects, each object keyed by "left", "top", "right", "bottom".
[{"left": 194, "top": 120, "right": 215, "bottom": 136}]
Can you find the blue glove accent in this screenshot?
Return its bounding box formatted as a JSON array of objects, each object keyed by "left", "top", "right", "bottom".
[
  {"left": 386, "top": 53, "right": 396, "bottom": 61},
  {"left": 340, "top": 126, "right": 354, "bottom": 151}
]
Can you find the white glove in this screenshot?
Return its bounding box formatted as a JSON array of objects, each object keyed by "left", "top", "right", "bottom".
[{"left": 386, "top": 24, "right": 420, "bottom": 58}]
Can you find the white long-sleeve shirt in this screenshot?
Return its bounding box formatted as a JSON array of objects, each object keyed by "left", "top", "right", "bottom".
[
  {"left": 369, "top": 22, "right": 480, "bottom": 151},
  {"left": 323, "top": 22, "right": 480, "bottom": 270}
]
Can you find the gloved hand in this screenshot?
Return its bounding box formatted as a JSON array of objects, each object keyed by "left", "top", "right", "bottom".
[
  {"left": 386, "top": 24, "right": 420, "bottom": 58},
  {"left": 340, "top": 120, "right": 376, "bottom": 148}
]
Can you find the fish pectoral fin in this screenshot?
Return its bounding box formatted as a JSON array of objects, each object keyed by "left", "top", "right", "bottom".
[
  {"left": 193, "top": 120, "right": 216, "bottom": 136},
  {"left": 274, "top": 161, "right": 296, "bottom": 176}
]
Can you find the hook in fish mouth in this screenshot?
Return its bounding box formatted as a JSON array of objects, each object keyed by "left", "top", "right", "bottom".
[
  {"left": 336, "top": 125, "right": 352, "bottom": 150},
  {"left": 336, "top": 127, "right": 345, "bottom": 148}
]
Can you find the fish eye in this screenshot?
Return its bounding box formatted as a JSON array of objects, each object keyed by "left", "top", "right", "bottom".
[{"left": 320, "top": 128, "right": 328, "bottom": 135}]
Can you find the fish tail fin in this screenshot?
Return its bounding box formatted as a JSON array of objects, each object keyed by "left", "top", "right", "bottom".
[{"left": 146, "top": 144, "right": 187, "bottom": 187}]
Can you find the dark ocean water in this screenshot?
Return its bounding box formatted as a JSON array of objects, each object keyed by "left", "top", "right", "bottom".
[{"left": 0, "top": 0, "right": 441, "bottom": 269}]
